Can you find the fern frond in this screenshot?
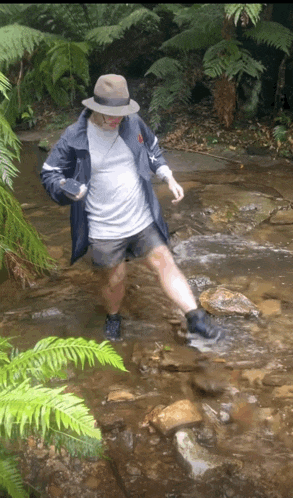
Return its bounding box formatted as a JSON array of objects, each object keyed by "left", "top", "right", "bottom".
[
  {"left": 203, "top": 40, "right": 265, "bottom": 80},
  {"left": 273, "top": 125, "right": 287, "bottom": 142},
  {"left": 119, "top": 6, "right": 160, "bottom": 31},
  {"left": 0, "top": 337, "right": 127, "bottom": 387},
  {"left": 0, "top": 142, "right": 19, "bottom": 189},
  {"left": 86, "top": 25, "right": 124, "bottom": 46},
  {"left": 0, "top": 454, "right": 28, "bottom": 498},
  {"left": 145, "top": 57, "right": 183, "bottom": 78},
  {"left": 0, "top": 380, "right": 101, "bottom": 439},
  {"left": 225, "top": 4, "right": 263, "bottom": 27},
  {"left": 161, "top": 25, "right": 222, "bottom": 52},
  {"left": 0, "top": 185, "right": 55, "bottom": 275},
  {"left": 244, "top": 21, "right": 293, "bottom": 55},
  {"left": 46, "top": 40, "right": 90, "bottom": 86},
  {"left": 149, "top": 77, "right": 191, "bottom": 130},
  {"left": 0, "top": 23, "right": 46, "bottom": 66}
]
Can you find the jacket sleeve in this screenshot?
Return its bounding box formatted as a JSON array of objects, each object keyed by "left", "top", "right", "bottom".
[
  {"left": 40, "top": 130, "right": 76, "bottom": 205},
  {"left": 138, "top": 116, "right": 173, "bottom": 181}
]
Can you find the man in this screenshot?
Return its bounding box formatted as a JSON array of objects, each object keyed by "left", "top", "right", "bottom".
[{"left": 41, "top": 74, "right": 223, "bottom": 346}]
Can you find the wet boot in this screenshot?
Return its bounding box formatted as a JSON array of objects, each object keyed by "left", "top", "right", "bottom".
[
  {"left": 185, "top": 308, "right": 224, "bottom": 347},
  {"left": 103, "top": 313, "right": 122, "bottom": 342}
]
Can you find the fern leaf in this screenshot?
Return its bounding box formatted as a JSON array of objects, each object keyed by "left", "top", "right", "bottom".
[
  {"left": 0, "top": 454, "right": 28, "bottom": 498},
  {"left": 244, "top": 21, "right": 293, "bottom": 55},
  {"left": 145, "top": 57, "right": 183, "bottom": 78},
  {"left": 0, "top": 337, "right": 127, "bottom": 386},
  {"left": 0, "top": 184, "right": 55, "bottom": 276},
  {"left": 47, "top": 40, "right": 90, "bottom": 86},
  {"left": 86, "top": 25, "right": 124, "bottom": 45},
  {"left": 161, "top": 25, "right": 222, "bottom": 52},
  {"left": 119, "top": 6, "right": 160, "bottom": 31},
  {"left": 0, "top": 380, "right": 101, "bottom": 439},
  {"left": 0, "top": 143, "right": 19, "bottom": 189},
  {"left": 0, "top": 24, "right": 46, "bottom": 66}
]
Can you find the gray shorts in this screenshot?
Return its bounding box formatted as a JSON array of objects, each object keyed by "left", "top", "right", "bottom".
[{"left": 88, "top": 221, "right": 166, "bottom": 269}]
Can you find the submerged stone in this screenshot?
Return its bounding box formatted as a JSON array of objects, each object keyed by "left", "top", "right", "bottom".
[
  {"left": 199, "top": 286, "right": 260, "bottom": 317},
  {"left": 174, "top": 428, "right": 229, "bottom": 479},
  {"left": 149, "top": 399, "right": 202, "bottom": 435}
]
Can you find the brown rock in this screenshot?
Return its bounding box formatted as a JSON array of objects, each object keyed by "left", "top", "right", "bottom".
[
  {"left": 160, "top": 345, "right": 203, "bottom": 371},
  {"left": 199, "top": 286, "right": 259, "bottom": 317},
  {"left": 47, "top": 485, "right": 63, "bottom": 497},
  {"left": 150, "top": 399, "right": 203, "bottom": 435},
  {"left": 84, "top": 476, "right": 101, "bottom": 489},
  {"left": 107, "top": 389, "right": 136, "bottom": 402},
  {"left": 270, "top": 209, "right": 293, "bottom": 224},
  {"left": 241, "top": 369, "right": 266, "bottom": 386},
  {"left": 272, "top": 385, "right": 293, "bottom": 398},
  {"left": 258, "top": 299, "right": 281, "bottom": 316}
]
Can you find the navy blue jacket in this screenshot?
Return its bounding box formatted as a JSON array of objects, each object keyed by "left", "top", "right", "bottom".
[{"left": 40, "top": 108, "right": 170, "bottom": 265}]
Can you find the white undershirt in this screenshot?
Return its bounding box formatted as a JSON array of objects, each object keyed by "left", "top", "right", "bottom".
[{"left": 85, "top": 120, "right": 154, "bottom": 239}]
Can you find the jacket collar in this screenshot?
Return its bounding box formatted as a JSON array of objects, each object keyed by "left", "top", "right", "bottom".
[{"left": 66, "top": 108, "right": 131, "bottom": 150}]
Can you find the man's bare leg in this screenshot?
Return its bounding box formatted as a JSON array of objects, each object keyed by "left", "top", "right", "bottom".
[
  {"left": 143, "top": 245, "right": 197, "bottom": 314},
  {"left": 100, "top": 261, "right": 126, "bottom": 314}
]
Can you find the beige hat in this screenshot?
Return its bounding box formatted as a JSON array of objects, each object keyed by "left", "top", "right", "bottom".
[{"left": 82, "top": 74, "right": 140, "bottom": 116}]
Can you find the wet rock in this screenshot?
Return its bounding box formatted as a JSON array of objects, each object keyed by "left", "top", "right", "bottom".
[
  {"left": 272, "top": 385, "right": 293, "bottom": 398},
  {"left": 149, "top": 399, "right": 203, "bottom": 435},
  {"left": 174, "top": 428, "right": 230, "bottom": 479},
  {"left": 196, "top": 425, "right": 217, "bottom": 448},
  {"left": 258, "top": 299, "right": 282, "bottom": 316},
  {"left": 246, "top": 146, "right": 270, "bottom": 155},
  {"left": 199, "top": 286, "right": 260, "bottom": 317},
  {"left": 262, "top": 373, "right": 290, "bottom": 386},
  {"left": 241, "top": 369, "right": 266, "bottom": 386},
  {"left": 125, "top": 462, "right": 142, "bottom": 476},
  {"left": 106, "top": 389, "right": 136, "bottom": 403},
  {"left": 270, "top": 209, "right": 293, "bottom": 224},
  {"left": 230, "top": 401, "right": 257, "bottom": 428},
  {"left": 140, "top": 404, "right": 166, "bottom": 429},
  {"left": 191, "top": 372, "right": 228, "bottom": 395},
  {"left": 98, "top": 413, "right": 126, "bottom": 432},
  {"left": 160, "top": 345, "right": 203, "bottom": 372},
  {"left": 32, "top": 307, "right": 65, "bottom": 319}
]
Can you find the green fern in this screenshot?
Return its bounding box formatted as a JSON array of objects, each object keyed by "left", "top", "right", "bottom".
[
  {"left": 225, "top": 4, "right": 263, "bottom": 26},
  {"left": 244, "top": 21, "right": 293, "bottom": 55},
  {"left": 0, "top": 337, "right": 127, "bottom": 387},
  {"left": 273, "top": 124, "right": 287, "bottom": 142},
  {"left": 0, "top": 23, "right": 47, "bottom": 67},
  {"left": 161, "top": 25, "right": 222, "bottom": 52},
  {"left": 0, "top": 453, "right": 28, "bottom": 498},
  {"left": 145, "top": 57, "right": 183, "bottom": 79},
  {"left": 203, "top": 40, "right": 265, "bottom": 81},
  {"left": 0, "top": 184, "right": 56, "bottom": 277}
]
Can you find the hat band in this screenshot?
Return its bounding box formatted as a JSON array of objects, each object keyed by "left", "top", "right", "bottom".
[{"left": 94, "top": 95, "right": 130, "bottom": 106}]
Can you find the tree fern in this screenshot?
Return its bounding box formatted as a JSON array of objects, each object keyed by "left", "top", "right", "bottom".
[
  {"left": 86, "top": 6, "right": 160, "bottom": 46},
  {"left": 225, "top": 4, "right": 263, "bottom": 27},
  {"left": 0, "top": 453, "right": 28, "bottom": 498},
  {"left": 161, "top": 25, "right": 222, "bottom": 52},
  {"left": 203, "top": 40, "right": 265, "bottom": 81},
  {"left": 244, "top": 21, "right": 293, "bottom": 55}
]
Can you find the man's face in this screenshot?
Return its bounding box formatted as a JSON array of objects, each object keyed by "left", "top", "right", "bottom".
[{"left": 102, "top": 114, "right": 124, "bottom": 130}]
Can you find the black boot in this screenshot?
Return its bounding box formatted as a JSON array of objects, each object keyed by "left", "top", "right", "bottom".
[
  {"left": 185, "top": 309, "right": 224, "bottom": 343},
  {"left": 103, "top": 313, "right": 122, "bottom": 342}
]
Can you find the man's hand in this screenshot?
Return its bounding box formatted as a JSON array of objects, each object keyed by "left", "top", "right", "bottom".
[
  {"left": 167, "top": 176, "right": 184, "bottom": 204},
  {"left": 59, "top": 179, "right": 88, "bottom": 201}
]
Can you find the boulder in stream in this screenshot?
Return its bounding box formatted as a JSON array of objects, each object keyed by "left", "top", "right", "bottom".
[
  {"left": 148, "top": 399, "right": 203, "bottom": 435},
  {"left": 199, "top": 286, "right": 260, "bottom": 317}
]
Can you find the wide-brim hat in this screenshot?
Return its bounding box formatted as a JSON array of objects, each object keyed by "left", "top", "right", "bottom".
[{"left": 82, "top": 74, "right": 140, "bottom": 116}]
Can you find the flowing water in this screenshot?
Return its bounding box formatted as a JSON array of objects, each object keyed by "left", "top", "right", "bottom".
[{"left": 1, "top": 141, "right": 293, "bottom": 497}]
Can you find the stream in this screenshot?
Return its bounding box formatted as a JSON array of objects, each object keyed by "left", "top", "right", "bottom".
[{"left": 1, "top": 139, "right": 293, "bottom": 498}]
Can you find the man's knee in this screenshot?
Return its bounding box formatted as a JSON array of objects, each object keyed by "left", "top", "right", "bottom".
[{"left": 145, "top": 244, "right": 175, "bottom": 272}]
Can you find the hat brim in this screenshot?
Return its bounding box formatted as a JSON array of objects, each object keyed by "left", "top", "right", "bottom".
[{"left": 81, "top": 97, "right": 140, "bottom": 116}]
